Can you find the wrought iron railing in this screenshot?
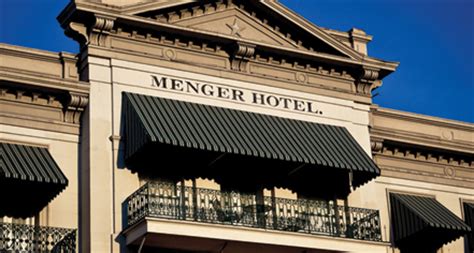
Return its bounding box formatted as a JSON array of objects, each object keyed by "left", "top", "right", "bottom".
[
  {"left": 0, "top": 222, "right": 76, "bottom": 253},
  {"left": 127, "top": 182, "right": 382, "bottom": 242}
]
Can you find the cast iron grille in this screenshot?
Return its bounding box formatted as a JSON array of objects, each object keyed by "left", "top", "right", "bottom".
[
  {"left": 126, "top": 182, "right": 382, "bottom": 242},
  {"left": 0, "top": 222, "right": 76, "bottom": 253}
]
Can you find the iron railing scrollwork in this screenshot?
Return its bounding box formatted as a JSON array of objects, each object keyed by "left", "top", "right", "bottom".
[
  {"left": 51, "top": 230, "right": 77, "bottom": 253},
  {"left": 0, "top": 222, "right": 76, "bottom": 253},
  {"left": 126, "top": 182, "right": 382, "bottom": 242}
]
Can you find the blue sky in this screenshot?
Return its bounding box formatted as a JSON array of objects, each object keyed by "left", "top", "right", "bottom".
[{"left": 1, "top": 0, "right": 473, "bottom": 122}]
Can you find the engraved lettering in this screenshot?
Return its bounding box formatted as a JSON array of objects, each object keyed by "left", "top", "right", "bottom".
[{"left": 152, "top": 75, "right": 168, "bottom": 88}]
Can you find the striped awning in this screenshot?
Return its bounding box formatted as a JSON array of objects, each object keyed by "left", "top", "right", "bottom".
[
  {"left": 0, "top": 142, "right": 68, "bottom": 217},
  {"left": 464, "top": 202, "right": 474, "bottom": 252},
  {"left": 390, "top": 193, "right": 471, "bottom": 251},
  {"left": 122, "top": 92, "right": 380, "bottom": 195}
]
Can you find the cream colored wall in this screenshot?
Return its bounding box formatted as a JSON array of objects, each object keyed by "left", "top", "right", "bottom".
[
  {"left": 84, "top": 56, "right": 142, "bottom": 253},
  {"left": 110, "top": 59, "right": 373, "bottom": 153},
  {"left": 89, "top": 58, "right": 474, "bottom": 252},
  {"left": 82, "top": 56, "right": 377, "bottom": 252},
  {"left": 0, "top": 124, "right": 79, "bottom": 229},
  {"left": 87, "top": 56, "right": 472, "bottom": 253}
]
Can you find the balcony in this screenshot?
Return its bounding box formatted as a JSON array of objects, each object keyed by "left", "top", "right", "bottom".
[
  {"left": 126, "top": 182, "right": 382, "bottom": 242},
  {"left": 0, "top": 222, "right": 76, "bottom": 253}
]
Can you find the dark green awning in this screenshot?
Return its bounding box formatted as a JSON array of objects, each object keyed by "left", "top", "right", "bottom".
[
  {"left": 464, "top": 202, "right": 474, "bottom": 253},
  {"left": 390, "top": 193, "right": 471, "bottom": 251},
  {"left": 0, "top": 142, "right": 68, "bottom": 217},
  {"left": 123, "top": 92, "right": 380, "bottom": 193}
]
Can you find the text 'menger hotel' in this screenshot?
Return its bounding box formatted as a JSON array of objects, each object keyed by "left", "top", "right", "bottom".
[{"left": 0, "top": 1, "right": 473, "bottom": 253}]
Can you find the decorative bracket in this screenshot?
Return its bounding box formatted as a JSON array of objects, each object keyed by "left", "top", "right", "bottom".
[
  {"left": 64, "top": 92, "right": 89, "bottom": 124},
  {"left": 231, "top": 42, "right": 255, "bottom": 72},
  {"left": 61, "top": 14, "right": 115, "bottom": 48},
  {"left": 370, "top": 138, "right": 384, "bottom": 154},
  {"left": 64, "top": 22, "right": 88, "bottom": 49},
  {"left": 89, "top": 15, "right": 115, "bottom": 47},
  {"left": 357, "top": 67, "right": 381, "bottom": 95}
]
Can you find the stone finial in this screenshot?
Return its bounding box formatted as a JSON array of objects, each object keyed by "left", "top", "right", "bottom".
[{"left": 348, "top": 28, "right": 372, "bottom": 56}]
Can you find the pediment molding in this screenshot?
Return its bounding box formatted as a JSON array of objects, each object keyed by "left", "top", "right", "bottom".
[
  {"left": 133, "top": 0, "right": 355, "bottom": 59},
  {"left": 60, "top": 1, "right": 399, "bottom": 72},
  {"left": 172, "top": 8, "right": 300, "bottom": 49},
  {"left": 122, "top": 0, "right": 196, "bottom": 15},
  {"left": 58, "top": 0, "right": 400, "bottom": 99}
]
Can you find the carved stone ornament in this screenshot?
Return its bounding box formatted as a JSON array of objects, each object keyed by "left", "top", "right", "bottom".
[
  {"left": 444, "top": 167, "right": 456, "bottom": 178},
  {"left": 357, "top": 67, "right": 381, "bottom": 95},
  {"left": 371, "top": 139, "right": 384, "bottom": 153},
  {"left": 231, "top": 42, "right": 256, "bottom": 72},
  {"left": 296, "top": 72, "right": 307, "bottom": 83},
  {"left": 90, "top": 15, "right": 115, "bottom": 47},
  {"left": 64, "top": 92, "right": 89, "bottom": 124},
  {"left": 65, "top": 22, "right": 88, "bottom": 48},
  {"left": 441, "top": 130, "right": 454, "bottom": 140},
  {"left": 164, "top": 49, "right": 177, "bottom": 60},
  {"left": 226, "top": 19, "right": 247, "bottom": 37},
  {"left": 63, "top": 14, "right": 115, "bottom": 48}
]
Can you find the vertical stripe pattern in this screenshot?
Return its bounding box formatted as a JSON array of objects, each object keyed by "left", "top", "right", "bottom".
[
  {"left": 1, "top": 142, "right": 68, "bottom": 185},
  {"left": 123, "top": 92, "right": 380, "bottom": 184}
]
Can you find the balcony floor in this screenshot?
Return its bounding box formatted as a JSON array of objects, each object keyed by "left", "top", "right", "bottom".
[{"left": 123, "top": 217, "right": 390, "bottom": 253}]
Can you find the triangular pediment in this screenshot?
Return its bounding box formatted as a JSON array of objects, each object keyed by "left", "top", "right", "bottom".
[
  {"left": 174, "top": 8, "right": 300, "bottom": 49},
  {"left": 127, "top": 0, "right": 364, "bottom": 60}
]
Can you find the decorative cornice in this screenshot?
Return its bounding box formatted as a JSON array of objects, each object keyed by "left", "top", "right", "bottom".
[
  {"left": 379, "top": 164, "right": 474, "bottom": 189},
  {"left": 59, "top": 3, "right": 398, "bottom": 74},
  {"left": 372, "top": 106, "right": 474, "bottom": 131},
  {"left": 64, "top": 92, "right": 89, "bottom": 124},
  {"left": 371, "top": 139, "right": 473, "bottom": 168},
  {"left": 110, "top": 28, "right": 355, "bottom": 82},
  {"left": 0, "top": 84, "right": 89, "bottom": 125},
  {"left": 150, "top": 1, "right": 233, "bottom": 23},
  {"left": 0, "top": 87, "right": 61, "bottom": 107},
  {"left": 370, "top": 106, "right": 474, "bottom": 155},
  {"left": 231, "top": 42, "right": 255, "bottom": 72},
  {"left": 1, "top": 43, "right": 89, "bottom": 126},
  {"left": 261, "top": 0, "right": 362, "bottom": 59},
  {"left": 92, "top": 34, "right": 372, "bottom": 103}
]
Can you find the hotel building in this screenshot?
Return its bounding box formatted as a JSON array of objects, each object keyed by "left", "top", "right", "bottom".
[{"left": 0, "top": 1, "right": 472, "bottom": 253}]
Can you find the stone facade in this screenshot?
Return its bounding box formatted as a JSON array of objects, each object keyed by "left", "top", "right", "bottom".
[{"left": 0, "top": 1, "right": 472, "bottom": 253}]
